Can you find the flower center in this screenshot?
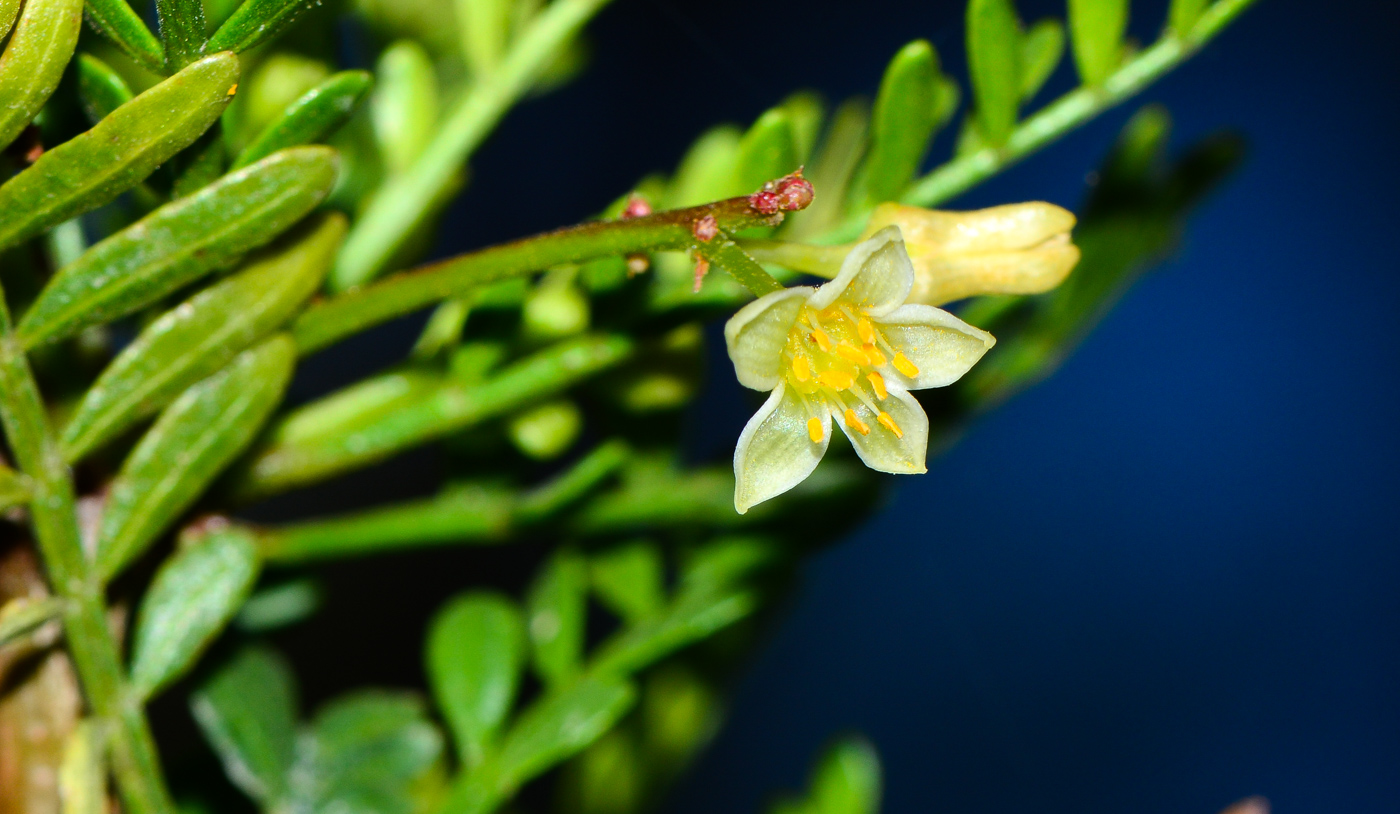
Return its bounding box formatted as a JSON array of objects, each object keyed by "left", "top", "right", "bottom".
[{"left": 783, "top": 305, "right": 918, "bottom": 441}]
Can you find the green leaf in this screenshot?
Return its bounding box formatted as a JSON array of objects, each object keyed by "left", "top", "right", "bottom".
[
  {"left": 128, "top": 527, "right": 261, "bottom": 700},
  {"left": 1068, "top": 0, "right": 1128, "bottom": 87},
  {"left": 372, "top": 40, "right": 440, "bottom": 176},
  {"left": 0, "top": 0, "right": 19, "bottom": 41},
  {"left": 0, "top": 595, "right": 60, "bottom": 648},
  {"left": 426, "top": 592, "right": 527, "bottom": 768},
  {"left": 82, "top": 0, "right": 164, "bottom": 72},
  {"left": 526, "top": 549, "right": 588, "bottom": 687},
  {"left": 17, "top": 145, "right": 338, "bottom": 347},
  {"left": 207, "top": 0, "right": 321, "bottom": 54},
  {"left": 235, "top": 70, "right": 372, "bottom": 169},
  {"left": 0, "top": 463, "right": 29, "bottom": 511},
  {"left": 95, "top": 335, "right": 296, "bottom": 581},
  {"left": 1169, "top": 0, "right": 1209, "bottom": 37},
  {"left": 76, "top": 52, "right": 135, "bottom": 125},
  {"left": 456, "top": 0, "right": 511, "bottom": 76},
  {"left": 1019, "top": 18, "right": 1065, "bottom": 102},
  {"left": 808, "top": 738, "right": 881, "bottom": 814},
  {"left": 732, "top": 109, "right": 799, "bottom": 195},
  {"left": 171, "top": 125, "right": 226, "bottom": 198},
  {"left": 590, "top": 541, "right": 665, "bottom": 623},
  {"left": 155, "top": 0, "right": 207, "bottom": 70},
  {"left": 493, "top": 678, "right": 635, "bottom": 793},
  {"left": 299, "top": 691, "right": 444, "bottom": 814},
  {"left": 61, "top": 214, "right": 345, "bottom": 461},
  {"left": 788, "top": 99, "right": 867, "bottom": 239},
  {"left": 589, "top": 586, "right": 756, "bottom": 678},
  {"left": 190, "top": 646, "right": 299, "bottom": 805},
  {"left": 862, "top": 39, "right": 941, "bottom": 205},
  {"left": 0, "top": 0, "right": 83, "bottom": 151},
  {"left": 235, "top": 578, "right": 322, "bottom": 631},
  {"left": 0, "top": 52, "right": 239, "bottom": 252},
  {"left": 779, "top": 91, "right": 825, "bottom": 165},
  {"left": 665, "top": 125, "right": 740, "bottom": 208},
  {"left": 966, "top": 0, "right": 1022, "bottom": 147}
]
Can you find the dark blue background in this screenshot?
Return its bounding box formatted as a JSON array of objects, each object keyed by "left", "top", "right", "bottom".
[{"left": 429, "top": 0, "right": 1399, "bottom": 811}]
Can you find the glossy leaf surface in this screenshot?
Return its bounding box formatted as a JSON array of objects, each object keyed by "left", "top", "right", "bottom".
[
  {"left": 207, "top": 0, "right": 321, "bottom": 54},
  {"left": 82, "top": 0, "right": 164, "bottom": 71},
  {"left": 0, "top": 0, "right": 82, "bottom": 150},
  {"left": 426, "top": 593, "right": 527, "bottom": 767},
  {"left": 76, "top": 52, "right": 135, "bottom": 124}
]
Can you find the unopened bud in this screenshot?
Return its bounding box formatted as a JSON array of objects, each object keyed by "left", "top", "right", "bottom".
[
  {"left": 748, "top": 190, "right": 781, "bottom": 215},
  {"left": 621, "top": 194, "right": 652, "bottom": 219},
  {"left": 773, "top": 169, "right": 814, "bottom": 211},
  {"left": 522, "top": 278, "right": 590, "bottom": 339}
]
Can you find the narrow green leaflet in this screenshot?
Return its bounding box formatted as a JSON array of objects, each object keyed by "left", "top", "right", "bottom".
[
  {"left": 95, "top": 335, "right": 296, "bottom": 581},
  {"left": 82, "top": 0, "right": 164, "bottom": 72},
  {"left": 17, "top": 146, "right": 338, "bottom": 348},
  {"left": 862, "top": 39, "right": 940, "bottom": 205},
  {"left": 61, "top": 214, "right": 345, "bottom": 461},
  {"left": 155, "top": 0, "right": 206, "bottom": 69},
  {"left": 190, "top": 646, "right": 299, "bottom": 805},
  {"left": 206, "top": 0, "right": 321, "bottom": 54},
  {"left": 128, "top": 527, "right": 261, "bottom": 700},
  {"left": 0, "top": 0, "right": 83, "bottom": 151},
  {"left": 426, "top": 593, "right": 527, "bottom": 767},
  {"left": 526, "top": 549, "right": 588, "bottom": 687},
  {"left": 0, "top": 52, "right": 239, "bottom": 252},
  {"left": 1068, "top": 0, "right": 1128, "bottom": 86},
  {"left": 58, "top": 721, "right": 106, "bottom": 814},
  {"left": 966, "top": 0, "right": 1022, "bottom": 147},
  {"left": 0, "top": 595, "right": 61, "bottom": 648},
  {"left": 0, "top": 463, "right": 29, "bottom": 511},
  {"left": 589, "top": 585, "right": 756, "bottom": 678},
  {"left": 732, "top": 109, "right": 798, "bottom": 196},
  {"left": 456, "top": 0, "right": 511, "bottom": 75},
  {"left": 76, "top": 52, "right": 135, "bottom": 125},
  {"left": 372, "top": 40, "right": 439, "bottom": 176},
  {"left": 1019, "top": 18, "right": 1065, "bottom": 102},
  {"left": 590, "top": 541, "right": 665, "bottom": 623},
  {"left": 0, "top": 0, "right": 19, "bottom": 41},
  {"left": 1170, "top": 0, "right": 1209, "bottom": 36},
  {"left": 235, "top": 70, "right": 373, "bottom": 168},
  {"left": 296, "top": 692, "right": 444, "bottom": 814}
]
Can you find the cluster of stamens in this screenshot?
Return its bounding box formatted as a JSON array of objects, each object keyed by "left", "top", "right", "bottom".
[{"left": 783, "top": 305, "right": 921, "bottom": 444}]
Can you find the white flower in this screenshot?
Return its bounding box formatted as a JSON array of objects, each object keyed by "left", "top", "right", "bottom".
[{"left": 725, "top": 226, "right": 995, "bottom": 513}]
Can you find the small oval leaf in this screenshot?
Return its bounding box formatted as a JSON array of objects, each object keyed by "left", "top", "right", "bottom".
[
  {"left": 426, "top": 592, "right": 527, "bottom": 767},
  {"left": 1019, "top": 18, "right": 1065, "bottom": 102},
  {"left": 732, "top": 108, "right": 798, "bottom": 195},
  {"left": 207, "top": 0, "right": 320, "bottom": 54},
  {"left": 61, "top": 214, "right": 345, "bottom": 461},
  {"left": 590, "top": 541, "right": 665, "bottom": 623},
  {"left": 665, "top": 125, "right": 740, "bottom": 208},
  {"left": 863, "top": 39, "right": 940, "bottom": 205},
  {"left": 96, "top": 335, "right": 296, "bottom": 581},
  {"left": 808, "top": 737, "right": 882, "bottom": 814},
  {"left": 1068, "top": 0, "right": 1129, "bottom": 87},
  {"left": 304, "top": 691, "right": 444, "bottom": 812},
  {"left": 76, "top": 52, "right": 135, "bottom": 125},
  {"left": 526, "top": 549, "right": 588, "bottom": 687},
  {"left": 235, "top": 70, "right": 372, "bottom": 169},
  {"left": 371, "top": 40, "right": 439, "bottom": 176},
  {"left": 966, "top": 0, "right": 1022, "bottom": 147},
  {"left": 129, "top": 527, "right": 261, "bottom": 700},
  {"left": 18, "top": 145, "right": 338, "bottom": 347},
  {"left": 82, "top": 0, "right": 164, "bottom": 72},
  {"left": 0, "top": 0, "right": 83, "bottom": 151},
  {"left": 1169, "top": 0, "right": 1209, "bottom": 37},
  {"left": 495, "top": 678, "right": 636, "bottom": 791},
  {"left": 456, "top": 0, "right": 510, "bottom": 75},
  {"left": 0, "top": 52, "right": 240, "bottom": 252},
  {"left": 190, "top": 646, "right": 299, "bottom": 805}
]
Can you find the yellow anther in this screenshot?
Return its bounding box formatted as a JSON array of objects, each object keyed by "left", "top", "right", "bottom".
[
  {"left": 809, "top": 328, "right": 833, "bottom": 352},
  {"left": 792, "top": 354, "right": 811, "bottom": 382},
  {"left": 891, "top": 352, "right": 920, "bottom": 378},
  {"left": 867, "top": 370, "right": 888, "bottom": 399},
  {"left": 807, "top": 416, "right": 824, "bottom": 442},
  {"left": 836, "top": 343, "right": 870, "bottom": 365},
  {"left": 877, "top": 411, "right": 903, "bottom": 438},
  {"left": 844, "top": 408, "right": 870, "bottom": 436},
  {"left": 863, "top": 343, "right": 886, "bottom": 367},
  {"left": 818, "top": 369, "right": 855, "bottom": 391},
  {"left": 858, "top": 317, "right": 876, "bottom": 345}
]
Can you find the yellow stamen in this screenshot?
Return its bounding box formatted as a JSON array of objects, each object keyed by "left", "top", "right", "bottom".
[
  {"left": 844, "top": 408, "right": 870, "bottom": 435},
  {"left": 810, "top": 328, "right": 832, "bottom": 353},
  {"left": 807, "top": 416, "right": 824, "bottom": 442},
  {"left": 792, "top": 354, "right": 811, "bottom": 382},
  {"left": 877, "top": 411, "right": 903, "bottom": 438},
  {"left": 818, "top": 369, "right": 855, "bottom": 391},
  {"left": 863, "top": 343, "right": 887, "bottom": 367},
  {"left": 836, "top": 343, "right": 870, "bottom": 365},
  {"left": 891, "top": 352, "right": 920, "bottom": 378},
  {"left": 867, "top": 371, "right": 888, "bottom": 399},
  {"left": 858, "top": 317, "right": 876, "bottom": 344}
]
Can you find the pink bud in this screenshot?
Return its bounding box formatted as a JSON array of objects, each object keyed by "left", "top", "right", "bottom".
[
  {"left": 749, "top": 190, "right": 781, "bottom": 215},
  {"left": 692, "top": 214, "right": 719, "bottom": 242},
  {"left": 620, "top": 194, "right": 652, "bottom": 219},
  {"left": 775, "top": 175, "right": 814, "bottom": 211}
]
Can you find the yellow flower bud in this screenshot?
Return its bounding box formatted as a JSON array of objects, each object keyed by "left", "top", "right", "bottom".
[{"left": 859, "top": 202, "right": 1080, "bottom": 306}]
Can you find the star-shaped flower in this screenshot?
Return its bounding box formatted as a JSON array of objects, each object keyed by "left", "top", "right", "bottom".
[{"left": 725, "top": 226, "right": 995, "bottom": 513}]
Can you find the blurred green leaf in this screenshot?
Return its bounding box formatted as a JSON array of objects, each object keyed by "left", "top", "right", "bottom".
[
  {"left": 665, "top": 125, "right": 740, "bottom": 208},
  {"left": 863, "top": 39, "right": 941, "bottom": 205},
  {"left": 129, "top": 526, "right": 261, "bottom": 699},
  {"left": 427, "top": 592, "right": 528, "bottom": 767},
  {"left": 808, "top": 738, "right": 882, "bottom": 814},
  {"left": 966, "top": 0, "right": 1022, "bottom": 147},
  {"left": 1019, "top": 18, "right": 1065, "bottom": 101},
  {"left": 95, "top": 335, "right": 296, "bottom": 581},
  {"left": 17, "top": 145, "right": 337, "bottom": 347},
  {"left": 1068, "top": 0, "right": 1128, "bottom": 86},
  {"left": 590, "top": 540, "right": 665, "bottom": 623},
  {"left": 732, "top": 109, "right": 799, "bottom": 195},
  {"left": 190, "top": 646, "right": 299, "bottom": 805},
  {"left": 372, "top": 40, "right": 440, "bottom": 176},
  {"left": 0, "top": 0, "right": 81, "bottom": 150},
  {"left": 207, "top": 0, "right": 322, "bottom": 54},
  {"left": 1170, "top": 0, "right": 1210, "bottom": 36},
  {"left": 0, "top": 463, "right": 29, "bottom": 511},
  {"left": 59, "top": 720, "right": 105, "bottom": 814},
  {"left": 155, "top": 0, "right": 206, "bottom": 70},
  {"left": 789, "top": 98, "right": 867, "bottom": 239},
  {"left": 76, "top": 52, "right": 135, "bottom": 125},
  {"left": 235, "top": 578, "right": 323, "bottom": 631},
  {"left": 83, "top": 0, "right": 164, "bottom": 72},
  {"left": 235, "top": 70, "right": 372, "bottom": 168},
  {"left": 527, "top": 548, "right": 588, "bottom": 687},
  {"left": 171, "top": 125, "right": 226, "bottom": 198},
  {"left": 0, "top": 52, "right": 239, "bottom": 252},
  {"left": 507, "top": 399, "right": 581, "bottom": 459},
  {"left": 589, "top": 584, "right": 755, "bottom": 678},
  {"left": 0, "top": 0, "right": 18, "bottom": 41},
  {"left": 61, "top": 213, "right": 345, "bottom": 461},
  {"left": 0, "top": 595, "right": 60, "bottom": 648},
  {"left": 779, "top": 91, "right": 825, "bottom": 165},
  {"left": 457, "top": 0, "right": 511, "bottom": 75}
]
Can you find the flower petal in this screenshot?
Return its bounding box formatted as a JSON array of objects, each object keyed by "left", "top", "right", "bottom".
[
  {"left": 807, "top": 226, "right": 913, "bottom": 317},
  {"left": 875, "top": 304, "right": 996, "bottom": 389},
  {"left": 733, "top": 381, "right": 830, "bottom": 514},
  {"left": 835, "top": 383, "right": 928, "bottom": 475},
  {"left": 723, "top": 286, "right": 813, "bottom": 391}
]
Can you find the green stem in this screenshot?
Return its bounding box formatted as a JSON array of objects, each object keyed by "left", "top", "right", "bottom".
[
  {"left": 899, "top": 0, "right": 1259, "bottom": 212},
  {"left": 738, "top": 238, "right": 850, "bottom": 277},
  {"left": 331, "top": 0, "right": 616, "bottom": 291},
  {"left": 0, "top": 298, "right": 174, "bottom": 813}
]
